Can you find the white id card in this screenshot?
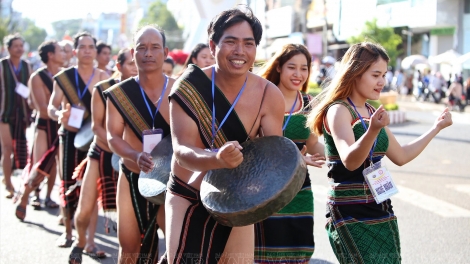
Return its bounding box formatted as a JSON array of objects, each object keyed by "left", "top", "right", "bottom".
[
  {"left": 68, "top": 105, "right": 85, "bottom": 129},
  {"left": 15, "top": 82, "right": 30, "bottom": 99},
  {"left": 143, "top": 129, "right": 163, "bottom": 154},
  {"left": 362, "top": 160, "right": 399, "bottom": 204}
]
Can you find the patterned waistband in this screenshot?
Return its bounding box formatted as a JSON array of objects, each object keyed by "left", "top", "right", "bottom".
[{"left": 327, "top": 181, "right": 375, "bottom": 205}]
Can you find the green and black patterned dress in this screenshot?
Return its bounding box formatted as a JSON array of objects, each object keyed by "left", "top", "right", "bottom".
[
  {"left": 323, "top": 100, "right": 401, "bottom": 264},
  {"left": 254, "top": 92, "right": 315, "bottom": 263}
]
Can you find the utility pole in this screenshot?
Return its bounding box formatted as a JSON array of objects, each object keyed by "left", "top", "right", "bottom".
[{"left": 402, "top": 29, "right": 413, "bottom": 56}]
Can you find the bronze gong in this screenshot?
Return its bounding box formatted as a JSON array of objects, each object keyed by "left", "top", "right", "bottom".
[
  {"left": 111, "top": 153, "right": 121, "bottom": 172},
  {"left": 200, "top": 136, "right": 307, "bottom": 227},
  {"left": 138, "top": 135, "right": 173, "bottom": 205},
  {"left": 73, "top": 119, "right": 93, "bottom": 152}
]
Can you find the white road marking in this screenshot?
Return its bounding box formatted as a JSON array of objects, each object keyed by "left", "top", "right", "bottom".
[
  {"left": 446, "top": 184, "right": 470, "bottom": 196},
  {"left": 394, "top": 185, "right": 470, "bottom": 218},
  {"left": 312, "top": 184, "right": 470, "bottom": 218}
]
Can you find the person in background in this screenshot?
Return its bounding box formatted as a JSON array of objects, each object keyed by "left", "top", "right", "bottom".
[
  {"left": 0, "top": 34, "right": 32, "bottom": 199},
  {"left": 163, "top": 56, "right": 175, "bottom": 77},
  {"left": 447, "top": 78, "right": 464, "bottom": 112},
  {"left": 96, "top": 41, "right": 112, "bottom": 76},
  {"left": 255, "top": 43, "right": 325, "bottom": 263},
  {"left": 59, "top": 40, "right": 75, "bottom": 68},
  {"left": 176, "top": 43, "right": 215, "bottom": 76},
  {"left": 15, "top": 40, "right": 64, "bottom": 221},
  {"left": 318, "top": 55, "right": 336, "bottom": 88}
]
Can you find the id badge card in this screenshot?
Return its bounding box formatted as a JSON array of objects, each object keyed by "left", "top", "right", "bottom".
[
  {"left": 143, "top": 128, "right": 163, "bottom": 154},
  {"left": 362, "top": 160, "right": 399, "bottom": 204},
  {"left": 68, "top": 105, "right": 85, "bottom": 129},
  {"left": 15, "top": 82, "right": 30, "bottom": 99}
]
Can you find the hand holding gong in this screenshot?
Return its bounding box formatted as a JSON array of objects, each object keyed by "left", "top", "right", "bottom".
[
  {"left": 137, "top": 152, "right": 153, "bottom": 173},
  {"left": 216, "top": 141, "right": 244, "bottom": 169}
]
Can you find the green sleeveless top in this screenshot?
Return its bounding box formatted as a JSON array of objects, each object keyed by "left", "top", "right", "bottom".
[
  {"left": 283, "top": 93, "right": 312, "bottom": 141},
  {"left": 323, "top": 100, "right": 389, "bottom": 163}
]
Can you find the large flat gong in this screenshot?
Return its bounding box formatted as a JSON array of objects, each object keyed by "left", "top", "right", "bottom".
[
  {"left": 201, "top": 136, "right": 306, "bottom": 227},
  {"left": 111, "top": 153, "right": 121, "bottom": 172},
  {"left": 74, "top": 119, "right": 93, "bottom": 152},
  {"left": 138, "top": 135, "right": 173, "bottom": 205}
]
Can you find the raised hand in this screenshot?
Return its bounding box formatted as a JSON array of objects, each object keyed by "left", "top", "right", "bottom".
[
  {"left": 369, "top": 105, "right": 390, "bottom": 131},
  {"left": 434, "top": 108, "right": 453, "bottom": 130},
  {"left": 216, "top": 141, "right": 244, "bottom": 169},
  {"left": 303, "top": 153, "right": 326, "bottom": 168}
]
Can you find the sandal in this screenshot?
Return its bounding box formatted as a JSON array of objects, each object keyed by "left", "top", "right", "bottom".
[
  {"left": 45, "top": 197, "right": 59, "bottom": 208},
  {"left": 31, "top": 196, "right": 41, "bottom": 209},
  {"left": 56, "top": 233, "right": 75, "bottom": 248},
  {"left": 83, "top": 245, "right": 107, "bottom": 258},
  {"left": 15, "top": 204, "right": 26, "bottom": 221},
  {"left": 69, "top": 243, "right": 84, "bottom": 264}
]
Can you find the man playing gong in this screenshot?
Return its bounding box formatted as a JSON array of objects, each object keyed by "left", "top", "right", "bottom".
[
  {"left": 48, "top": 32, "right": 108, "bottom": 247},
  {"left": 163, "top": 6, "right": 284, "bottom": 264},
  {"left": 105, "top": 25, "right": 175, "bottom": 264}
]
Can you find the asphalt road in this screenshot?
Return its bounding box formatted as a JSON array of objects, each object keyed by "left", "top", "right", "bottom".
[{"left": 1, "top": 98, "right": 469, "bottom": 264}]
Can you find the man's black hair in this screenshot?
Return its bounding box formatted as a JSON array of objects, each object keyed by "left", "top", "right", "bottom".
[
  {"left": 164, "top": 57, "right": 175, "bottom": 68},
  {"left": 73, "top": 31, "right": 97, "bottom": 49},
  {"left": 116, "top": 48, "right": 130, "bottom": 67},
  {"left": 96, "top": 41, "right": 112, "bottom": 55},
  {"left": 38, "top": 40, "right": 58, "bottom": 64},
  {"left": 207, "top": 6, "right": 262, "bottom": 46},
  {"left": 4, "top": 33, "right": 24, "bottom": 49}
]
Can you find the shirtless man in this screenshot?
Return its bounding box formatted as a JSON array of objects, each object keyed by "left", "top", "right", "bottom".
[
  {"left": 164, "top": 7, "right": 284, "bottom": 264},
  {"left": 48, "top": 32, "right": 109, "bottom": 248},
  {"left": 105, "top": 26, "right": 175, "bottom": 264},
  {"left": 96, "top": 41, "right": 112, "bottom": 75},
  {"left": 0, "top": 34, "right": 32, "bottom": 199},
  {"left": 60, "top": 40, "right": 75, "bottom": 68},
  {"left": 69, "top": 48, "right": 137, "bottom": 263},
  {"left": 14, "top": 40, "right": 64, "bottom": 220}
]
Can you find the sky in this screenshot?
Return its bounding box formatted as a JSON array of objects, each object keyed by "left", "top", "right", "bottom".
[{"left": 12, "top": 0, "right": 127, "bottom": 35}]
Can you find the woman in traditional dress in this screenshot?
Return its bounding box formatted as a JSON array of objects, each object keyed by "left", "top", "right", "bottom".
[
  {"left": 255, "top": 43, "right": 325, "bottom": 263},
  {"left": 307, "top": 42, "right": 453, "bottom": 264}
]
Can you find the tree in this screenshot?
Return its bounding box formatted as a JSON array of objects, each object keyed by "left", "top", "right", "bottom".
[
  {"left": 139, "top": 1, "right": 184, "bottom": 50},
  {"left": 51, "top": 19, "right": 82, "bottom": 40},
  {"left": 21, "top": 18, "right": 47, "bottom": 51},
  {"left": 348, "top": 19, "right": 403, "bottom": 67}
]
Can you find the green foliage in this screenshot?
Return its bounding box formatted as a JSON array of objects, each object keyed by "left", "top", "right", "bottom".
[
  {"left": 51, "top": 19, "right": 82, "bottom": 40},
  {"left": 22, "top": 19, "right": 47, "bottom": 51},
  {"left": 0, "top": 19, "right": 8, "bottom": 47},
  {"left": 348, "top": 18, "right": 403, "bottom": 67},
  {"left": 384, "top": 103, "right": 399, "bottom": 111},
  {"left": 366, "top": 100, "right": 381, "bottom": 109},
  {"left": 139, "top": 0, "right": 183, "bottom": 50},
  {"left": 308, "top": 84, "right": 322, "bottom": 97}
]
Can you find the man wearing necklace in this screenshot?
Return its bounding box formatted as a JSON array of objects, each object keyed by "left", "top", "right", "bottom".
[
  {"left": 69, "top": 47, "right": 137, "bottom": 263},
  {"left": 105, "top": 26, "right": 175, "bottom": 264},
  {"left": 0, "top": 34, "right": 32, "bottom": 199},
  {"left": 15, "top": 40, "right": 65, "bottom": 220},
  {"left": 48, "top": 32, "right": 109, "bottom": 248},
  {"left": 162, "top": 7, "right": 284, "bottom": 264}
]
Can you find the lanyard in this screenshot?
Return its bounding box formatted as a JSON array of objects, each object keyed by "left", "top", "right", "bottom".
[
  {"left": 137, "top": 75, "right": 169, "bottom": 129},
  {"left": 9, "top": 59, "right": 22, "bottom": 77},
  {"left": 75, "top": 68, "right": 95, "bottom": 100},
  {"left": 282, "top": 92, "right": 299, "bottom": 131},
  {"left": 211, "top": 67, "right": 247, "bottom": 149},
  {"left": 347, "top": 97, "right": 377, "bottom": 163}
]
